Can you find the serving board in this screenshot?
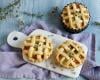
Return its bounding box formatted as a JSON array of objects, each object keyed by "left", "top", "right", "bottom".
[{"left": 7, "top": 29, "right": 88, "bottom": 78}]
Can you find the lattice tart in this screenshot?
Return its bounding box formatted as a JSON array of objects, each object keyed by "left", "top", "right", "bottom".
[
  {"left": 61, "top": 2, "right": 90, "bottom": 33},
  {"left": 22, "top": 35, "right": 53, "bottom": 62},
  {"left": 55, "top": 39, "right": 86, "bottom": 69}
]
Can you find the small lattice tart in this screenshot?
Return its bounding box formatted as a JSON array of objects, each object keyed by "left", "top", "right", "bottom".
[
  {"left": 61, "top": 2, "right": 90, "bottom": 33},
  {"left": 22, "top": 35, "right": 53, "bottom": 62},
  {"left": 55, "top": 39, "right": 86, "bottom": 69}
]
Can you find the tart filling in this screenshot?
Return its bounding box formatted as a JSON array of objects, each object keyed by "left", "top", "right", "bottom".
[
  {"left": 22, "top": 35, "right": 53, "bottom": 62},
  {"left": 55, "top": 39, "right": 86, "bottom": 69},
  {"left": 61, "top": 3, "right": 90, "bottom": 33}
]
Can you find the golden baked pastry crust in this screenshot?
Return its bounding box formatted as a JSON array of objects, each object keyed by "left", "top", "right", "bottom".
[
  {"left": 61, "top": 2, "right": 90, "bottom": 33},
  {"left": 22, "top": 35, "right": 53, "bottom": 62},
  {"left": 55, "top": 39, "right": 86, "bottom": 69}
]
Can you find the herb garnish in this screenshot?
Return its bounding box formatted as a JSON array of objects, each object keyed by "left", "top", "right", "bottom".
[
  {"left": 0, "top": 0, "right": 20, "bottom": 20},
  {"left": 94, "top": 21, "right": 100, "bottom": 26}
]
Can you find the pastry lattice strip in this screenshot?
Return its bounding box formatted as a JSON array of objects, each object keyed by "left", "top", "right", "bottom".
[
  {"left": 56, "top": 40, "right": 85, "bottom": 68},
  {"left": 23, "top": 35, "right": 52, "bottom": 62},
  {"left": 61, "top": 3, "right": 89, "bottom": 28}
]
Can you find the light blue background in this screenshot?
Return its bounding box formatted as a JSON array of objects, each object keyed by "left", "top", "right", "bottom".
[{"left": 0, "top": 0, "right": 100, "bottom": 80}]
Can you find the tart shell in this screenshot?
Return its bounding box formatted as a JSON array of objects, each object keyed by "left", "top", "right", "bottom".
[{"left": 60, "top": 2, "right": 90, "bottom": 33}]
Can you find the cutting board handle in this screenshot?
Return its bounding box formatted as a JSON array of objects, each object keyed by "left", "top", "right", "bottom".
[{"left": 7, "top": 31, "right": 27, "bottom": 48}]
